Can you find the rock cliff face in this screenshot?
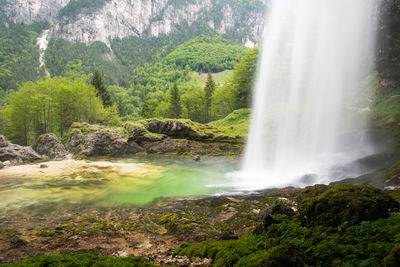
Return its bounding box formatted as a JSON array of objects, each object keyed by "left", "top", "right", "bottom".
[
  {"left": 2, "top": 0, "right": 266, "bottom": 46},
  {"left": 2, "top": 0, "right": 70, "bottom": 24},
  {"left": 377, "top": 0, "right": 400, "bottom": 91}
]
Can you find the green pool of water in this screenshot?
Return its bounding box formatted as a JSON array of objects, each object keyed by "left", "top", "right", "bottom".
[{"left": 0, "top": 155, "right": 239, "bottom": 211}]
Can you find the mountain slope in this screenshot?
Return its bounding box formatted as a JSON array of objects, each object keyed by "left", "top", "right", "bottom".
[{"left": 2, "top": 0, "right": 266, "bottom": 46}]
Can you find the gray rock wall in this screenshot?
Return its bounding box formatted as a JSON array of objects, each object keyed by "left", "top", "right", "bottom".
[{"left": 2, "top": 0, "right": 267, "bottom": 46}]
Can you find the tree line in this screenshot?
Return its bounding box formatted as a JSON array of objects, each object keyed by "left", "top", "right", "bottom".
[
  {"left": 0, "top": 70, "right": 119, "bottom": 145},
  {"left": 0, "top": 44, "right": 258, "bottom": 146}
]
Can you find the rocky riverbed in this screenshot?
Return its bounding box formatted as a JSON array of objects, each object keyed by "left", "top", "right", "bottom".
[{"left": 0, "top": 187, "right": 298, "bottom": 265}]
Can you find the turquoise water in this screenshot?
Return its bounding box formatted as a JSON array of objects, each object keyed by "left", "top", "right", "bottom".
[
  {"left": 105, "top": 155, "right": 238, "bottom": 205},
  {"left": 0, "top": 155, "right": 240, "bottom": 210}
]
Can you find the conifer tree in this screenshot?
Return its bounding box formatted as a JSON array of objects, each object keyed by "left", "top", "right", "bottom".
[
  {"left": 91, "top": 68, "right": 113, "bottom": 108},
  {"left": 204, "top": 72, "right": 215, "bottom": 122},
  {"left": 169, "top": 83, "right": 181, "bottom": 118}
]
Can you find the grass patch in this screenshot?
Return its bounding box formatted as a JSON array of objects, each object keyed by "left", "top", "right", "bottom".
[
  {"left": 209, "top": 108, "right": 251, "bottom": 139},
  {"left": 3, "top": 253, "right": 157, "bottom": 266}
]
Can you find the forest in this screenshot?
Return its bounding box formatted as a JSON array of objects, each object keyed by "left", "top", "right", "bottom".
[{"left": 0, "top": 29, "right": 258, "bottom": 146}]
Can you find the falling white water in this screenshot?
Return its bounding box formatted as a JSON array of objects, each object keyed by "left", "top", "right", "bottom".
[
  {"left": 232, "top": 0, "right": 381, "bottom": 190},
  {"left": 36, "top": 29, "right": 50, "bottom": 77}
]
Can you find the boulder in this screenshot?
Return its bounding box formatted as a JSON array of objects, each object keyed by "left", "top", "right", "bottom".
[
  {"left": 146, "top": 120, "right": 210, "bottom": 140},
  {"left": 0, "top": 161, "right": 4, "bottom": 169},
  {"left": 0, "top": 135, "right": 42, "bottom": 163},
  {"left": 34, "top": 133, "right": 68, "bottom": 159},
  {"left": 67, "top": 128, "right": 144, "bottom": 156}
]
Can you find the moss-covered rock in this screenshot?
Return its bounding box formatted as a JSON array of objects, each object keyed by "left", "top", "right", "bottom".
[
  {"left": 298, "top": 184, "right": 399, "bottom": 227},
  {"left": 34, "top": 133, "right": 68, "bottom": 159},
  {"left": 64, "top": 118, "right": 243, "bottom": 157}
]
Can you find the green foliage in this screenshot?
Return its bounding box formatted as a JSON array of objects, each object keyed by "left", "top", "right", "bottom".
[
  {"left": 383, "top": 244, "right": 400, "bottom": 267},
  {"left": 165, "top": 35, "right": 247, "bottom": 72},
  {"left": 175, "top": 233, "right": 268, "bottom": 266},
  {"left": 210, "top": 83, "right": 237, "bottom": 120},
  {"left": 58, "top": 0, "right": 111, "bottom": 20},
  {"left": 108, "top": 85, "right": 140, "bottom": 119},
  {"left": 133, "top": 35, "right": 249, "bottom": 121},
  {"left": 209, "top": 108, "right": 251, "bottom": 139},
  {"left": 0, "top": 22, "right": 41, "bottom": 91},
  {"left": 231, "top": 47, "right": 259, "bottom": 108},
  {"left": 176, "top": 185, "right": 400, "bottom": 267},
  {"left": 298, "top": 184, "right": 399, "bottom": 227},
  {"left": 45, "top": 39, "right": 128, "bottom": 86},
  {"left": 1, "top": 75, "right": 116, "bottom": 145},
  {"left": 169, "top": 83, "right": 182, "bottom": 118},
  {"left": 181, "top": 87, "right": 206, "bottom": 123},
  {"left": 3, "top": 253, "right": 157, "bottom": 266},
  {"left": 204, "top": 72, "right": 216, "bottom": 122},
  {"left": 91, "top": 68, "right": 113, "bottom": 107}
]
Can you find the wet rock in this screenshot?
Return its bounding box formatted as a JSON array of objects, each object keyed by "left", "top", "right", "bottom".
[
  {"left": 147, "top": 120, "right": 208, "bottom": 140},
  {"left": 193, "top": 155, "right": 201, "bottom": 161},
  {"left": 34, "top": 133, "right": 68, "bottom": 159},
  {"left": 0, "top": 135, "right": 42, "bottom": 163},
  {"left": 3, "top": 160, "right": 10, "bottom": 166},
  {"left": 0, "top": 162, "right": 3, "bottom": 169},
  {"left": 40, "top": 164, "right": 49, "bottom": 169}
]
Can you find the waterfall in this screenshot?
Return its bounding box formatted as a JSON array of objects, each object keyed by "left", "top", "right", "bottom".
[
  {"left": 36, "top": 29, "right": 50, "bottom": 77},
  {"left": 234, "top": 0, "right": 381, "bottom": 189}
]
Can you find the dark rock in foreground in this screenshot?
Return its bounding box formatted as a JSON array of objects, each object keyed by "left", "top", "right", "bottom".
[{"left": 0, "top": 135, "right": 42, "bottom": 164}]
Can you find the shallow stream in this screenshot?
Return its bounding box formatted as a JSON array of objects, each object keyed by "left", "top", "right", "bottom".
[{"left": 0, "top": 155, "right": 239, "bottom": 213}]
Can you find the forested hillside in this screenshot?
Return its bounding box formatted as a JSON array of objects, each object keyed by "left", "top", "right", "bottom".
[{"left": 0, "top": 0, "right": 263, "bottom": 148}]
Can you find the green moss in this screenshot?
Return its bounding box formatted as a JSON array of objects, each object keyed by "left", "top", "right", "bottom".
[
  {"left": 3, "top": 253, "right": 157, "bottom": 266},
  {"left": 0, "top": 229, "right": 17, "bottom": 237},
  {"left": 77, "top": 215, "right": 98, "bottom": 223},
  {"left": 175, "top": 233, "right": 267, "bottom": 266},
  {"left": 298, "top": 184, "right": 399, "bottom": 227},
  {"left": 177, "top": 213, "right": 400, "bottom": 266}
]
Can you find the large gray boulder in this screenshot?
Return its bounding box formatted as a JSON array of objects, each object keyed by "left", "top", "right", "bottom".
[
  {"left": 34, "top": 133, "right": 68, "bottom": 159},
  {"left": 0, "top": 135, "right": 42, "bottom": 163},
  {"left": 66, "top": 127, "right": 144, "bottom": 156},
  {"left": 146, "top": 120, "right": 211, "bottom": 140}
]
